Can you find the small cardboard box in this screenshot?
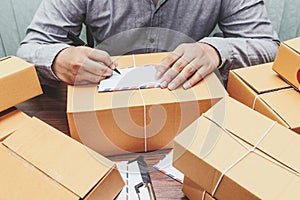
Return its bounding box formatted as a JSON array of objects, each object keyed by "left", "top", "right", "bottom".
[
  {"left": 1, "top": 117, "right": 124, "bottom": 200},
  {"left": 272, "top": 37, "right": 300, "bottom": 90},
  {"left": 227, "top": 62, "right": 300, "bottom": 134},
  {"left": 0, "top": 56, "right": 43, "bottom": 111},
  {"left": 182, "top": 177, "right": 215, "bottom": 200},
  {"left": 67, "top": 53, "right": 227, "bottom": 155},
  {"left": 173, "top": 97, "right": 300, "bottom": 199}
]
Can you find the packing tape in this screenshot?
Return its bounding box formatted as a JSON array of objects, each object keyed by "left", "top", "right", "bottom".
[{"left": 202, "top": 113, "right": 300, "bottom": 198}]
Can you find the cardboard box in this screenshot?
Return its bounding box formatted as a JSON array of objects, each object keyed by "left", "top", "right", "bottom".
[
  {"left": 0, "top": 108, "right": 31, "bottom": 141},
  {"left": 67, "top": 53, "right": 227, "bottom": 155},
  {"left": 0, "top": 56, "right": 42, "bottom": 141},
  {"left": 227, "top": 62, "right": 300, "bottom": 134},
  {"left": 1, "top": 117, "right": 124, "bottom": 200},
  {"left": 272, "top": 37, "right": 300, "bottom": 90},
  {"left": 182, "top": 177, "right": 215, "bottom": 200},
  {"left": 0, "top": 56, "right": 42, "bottom": 111},
  {"left": 173, "top": 97, "right": 300, "bottom": 199}
]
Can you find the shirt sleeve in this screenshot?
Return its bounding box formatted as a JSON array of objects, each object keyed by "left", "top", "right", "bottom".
[
  {"left": 16, "top": 0, "right": 86, "bottom": 85},
  {"left": 199, "top": 0, "right": 280, "bottom": 83}
]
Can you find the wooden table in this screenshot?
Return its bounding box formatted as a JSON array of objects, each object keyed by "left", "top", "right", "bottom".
[{"left": 16, "top": 83, "right": 187, "bottom": 200}]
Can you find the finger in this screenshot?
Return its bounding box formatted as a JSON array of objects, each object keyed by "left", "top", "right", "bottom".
[
  {"left": 87, "top": 49, "right": 116, "bottom": 69},
  {"left": 73, "top": 71, "right": 105, "bottom": 85},
  {"left": 155, "top": 52, "right": 182, "bottom": 79},
  {"left": 159, "top": 67, "right": 181, "bottom": 88},
  {"left": 80, "top": 58, "right": 113, "bottom": 77},
  {"left": 182, "top": 65, "right": 211, "bottom": 89},
  {"left": 168, "top": 59, "right": 198, "bottom": 90},
  {"left": 171, "top": 55, "right": 191, "bottom": 73}
]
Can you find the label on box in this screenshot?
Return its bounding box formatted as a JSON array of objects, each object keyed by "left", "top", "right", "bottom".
[{"left": 98, "top": 65, "right": 161, "bottom": 92}]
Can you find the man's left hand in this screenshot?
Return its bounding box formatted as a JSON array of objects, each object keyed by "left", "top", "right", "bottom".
[{"left": 155, "top": 42, "right": 220, "bottom": 90}]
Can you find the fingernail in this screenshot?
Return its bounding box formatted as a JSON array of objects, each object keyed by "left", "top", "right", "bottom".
[
  {"left": 168, "top": 83, "right": 176, "bottom": 90},
  {"left": 183, "top": 82, "right": 191, "bottom": 89},
  {"left": 160, "top": 81, "right": 167, "bottom": 88},
  {"left": 111, "top": 64, "right": 116, "bottom": 69}
]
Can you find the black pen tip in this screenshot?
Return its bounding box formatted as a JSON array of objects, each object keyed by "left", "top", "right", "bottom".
[{"left": 114, "top": 68, "right": 121, "bottom": 75}]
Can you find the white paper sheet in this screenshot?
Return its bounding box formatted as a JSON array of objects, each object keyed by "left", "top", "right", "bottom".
[
  {"left": 153, "top": 150, "right": 184, "bottom": 183},
  {"left": 98, "top": 65, "right": 161, "bottom": 92}
]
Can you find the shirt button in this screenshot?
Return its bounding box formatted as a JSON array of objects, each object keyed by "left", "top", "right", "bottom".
[{"left": 149, "top": 38, "right": 155, "bottom": 43}]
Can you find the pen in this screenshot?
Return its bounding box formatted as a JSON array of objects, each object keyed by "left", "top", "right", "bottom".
[{"left": 67, "top": 31, "right": 121, "bottom": 75}]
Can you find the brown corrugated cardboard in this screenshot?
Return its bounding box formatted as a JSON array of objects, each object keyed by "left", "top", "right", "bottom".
[
  {"left": 67, "top": 52, "right": 227, "bottom": 155},
  {"left": 182, "top": 177, "right": 215, "bottom": 200},
  {"left": 173, "top": 97, "right": 300, "bottom": 199},
  {"left": 1, "top": 117, "right": 124, "bottom": 200},
  {"left": 272, "top": 37, "right": 300, "bottom": 90},
  {"left": 0, "top": 56, "right": 42, "bottom": 112},
  {"left": 227, "top": 62, "right": 300, "bottom": 134},
  {"left": 0, "top": 108, "right": 31, "bottom": 141},
  {"left": 0, "top": 144, "right": 78, "bottom": 200}
]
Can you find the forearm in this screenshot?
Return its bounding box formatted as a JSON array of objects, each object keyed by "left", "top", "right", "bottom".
[
  {"left": 16, "top": 0, "right": 85, "bottom": 85},
  {"left": 200, "top": 37, "right": 280, "bottom": 81},
  {"left": 17, "top": 43, "right": 70, "bottom": 85}
]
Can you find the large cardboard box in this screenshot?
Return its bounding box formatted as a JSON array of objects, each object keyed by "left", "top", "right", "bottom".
[
  {"left": 0, "top": 56, "right": 42, "bottom": 111},
  {"left": 272, "top": 37, "right": 300, "bottom": 90},
  {"left": 0, "top": 117, "right": 124, "bottom": 200},
  {"left": 182, "top": 177, "right": 215, "bottom": 200},
  {"left": 173, "top": 97, "right": 300, "bottom": 199},
  {"left": 67, "top": 53, "right": 227, "bottom": 155},
  {"left": 227, "top": 62, "right": 300, "bottom": 134}
]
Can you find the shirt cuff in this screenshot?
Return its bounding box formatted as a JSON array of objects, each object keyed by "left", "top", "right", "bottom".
[
  {"left": 199, "top": 37, "right": 232, "bottom": 70},
  {"left": 34, "top": 43, "right": 70, "bottom": 83}
]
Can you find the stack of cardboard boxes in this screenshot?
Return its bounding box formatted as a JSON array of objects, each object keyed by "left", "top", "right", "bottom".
[
  {"left": 174, "top": 37, "right": 300, "bottom": 199},
  {"left": 0, "top": 57, "right": 124, "bottom": 199},
  {"left": 174, "top": 97, "right": 300, "bottom": 199}
]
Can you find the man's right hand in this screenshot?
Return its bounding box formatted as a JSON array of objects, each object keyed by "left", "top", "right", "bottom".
[{"left": 52, "top": 46, "right": 117, "bottom": 85}]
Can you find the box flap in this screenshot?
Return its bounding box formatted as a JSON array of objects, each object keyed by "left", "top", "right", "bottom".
[
  {"left": 3, "top": 117, "right": 115, "bottom": 198},
  {"left": 232, "top": 63, "right": 290, "bottom": 94},
  {"left": 204, "top": 97, "right": 300, "bottom": 173},
  {"left": 259, "top": 89, "right": 300, "bottom": 130},
  {"left": 284, "top": 37, "right": 300, "bottom": 54},
  {"left": 0, "top": 108, "right": 31, "bottom": 141},
  {"left": 0, "top": 144, "right": 78, "bottom": 200},
  {"left": 0, "top": 56, "right": 43, "bottom": 112},
  {"left": 174, "top": 112, "right": 300, "bottom": 199},
  {"left": 68, "top": 72, "right": 227, "bottom": 112}
]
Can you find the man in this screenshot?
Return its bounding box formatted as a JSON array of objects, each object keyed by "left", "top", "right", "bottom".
[{"left": 17, "top": 0, "right": 279, "bottom": 89}]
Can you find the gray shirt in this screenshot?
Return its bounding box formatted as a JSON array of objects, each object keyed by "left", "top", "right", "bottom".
[{"left": 17, "top": 0, "right": 280, "bottom": 85}]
